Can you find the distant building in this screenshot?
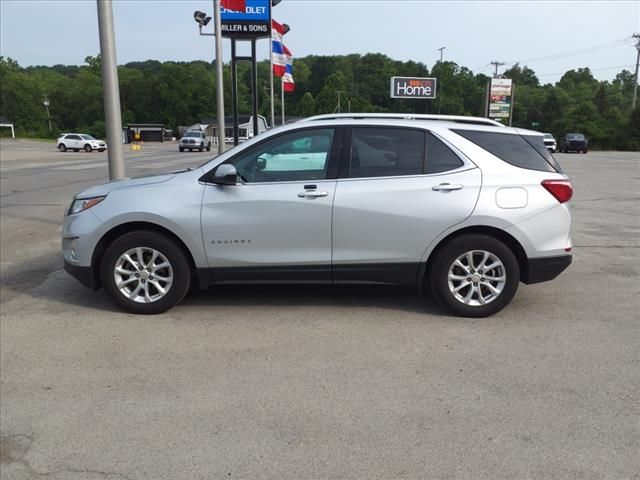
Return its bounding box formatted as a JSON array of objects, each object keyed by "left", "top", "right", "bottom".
[{"left": 126, "top": 124, "right": 165, "bottom": 142}]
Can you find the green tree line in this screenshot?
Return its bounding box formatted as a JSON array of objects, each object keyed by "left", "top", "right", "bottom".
[{"left": 1, "top": 54, "right": 638, "bottom": 149}]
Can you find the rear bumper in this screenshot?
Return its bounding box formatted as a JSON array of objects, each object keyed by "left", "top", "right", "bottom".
[
  {"left": 64, "top": 260, "right": 97, "bottom": 289},
  {"left": 523, "top": 255, "right": 572, "bottom": 284}
]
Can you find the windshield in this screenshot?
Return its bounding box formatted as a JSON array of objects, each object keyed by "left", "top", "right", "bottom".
[
  {"left": 184, "top": 132, "right": 201, "bottom": 137},
  {"left": 543, "top": 134, "right": 553, "bottom": 139},
  {"left": 81, "top": 135, "right": 96, "bottom": 140},
  {"left": 567, "top": 133, "right": 585, "bottom": 140}
]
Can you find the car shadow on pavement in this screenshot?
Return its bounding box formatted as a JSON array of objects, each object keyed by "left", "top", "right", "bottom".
[
  {"left": 181, "top": 283, "right": 445, "bottom": 316},
  {"left": 1, "top": 253, "right": 446, "bottom": 316}
]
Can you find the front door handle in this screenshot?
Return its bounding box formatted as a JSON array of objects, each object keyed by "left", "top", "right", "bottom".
[
  {"left": 432, "top": 183, "right": 463, "bottom": 192},
  {"left": 297, "top": 191, "right": 329, "bottom": 198}
]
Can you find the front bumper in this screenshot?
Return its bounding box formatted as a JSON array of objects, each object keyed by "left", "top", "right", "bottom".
[
  {"left": 64, "top": 260, "right": 97, "bottom": 289},
  {"left": 523, "top": 254, "right": 572, "bottom": 284}
]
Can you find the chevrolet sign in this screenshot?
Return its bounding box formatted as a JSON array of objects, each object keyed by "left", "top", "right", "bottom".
[{"left": 390, "top": 77, "right": 437, "bottom": 99}]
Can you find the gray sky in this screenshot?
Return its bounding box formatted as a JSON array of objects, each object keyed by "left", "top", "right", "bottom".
[{"left": 1, "top": 0, "right": 638, "bottom": 83}]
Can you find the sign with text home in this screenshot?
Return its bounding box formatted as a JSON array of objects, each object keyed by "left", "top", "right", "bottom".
[
  {"left": 221, "top": 0, "right": 271, "bottom": 38},
  {"left": 390, "top": 77, "right": 437, "bottom": 99}
]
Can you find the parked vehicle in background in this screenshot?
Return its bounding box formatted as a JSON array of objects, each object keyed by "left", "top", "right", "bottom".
[
  {"left": 543, "top": 133, "right": 557, "bottom": 153},
  {"left": 179, "top": 130, "right": 211, "bottom": 152},
  {"left": 560, "top": 133, "right": 588, "bottom": 153},
  {"left": 63, "top": 114, "right": 573, "bottom": 318},
  {"left": 57, "top": 133, "right": 107, "bottom": 152}
]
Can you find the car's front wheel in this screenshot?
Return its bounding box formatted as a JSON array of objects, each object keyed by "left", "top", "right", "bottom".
[
  {"left": 84, "top": 144, "right": 93, "bottom": 152},
  {"left": 101, "top": 231, "right": 191, "bottom": 314},
  {"left": 429, "top": 234, "right": 520, "bottom": 317}
]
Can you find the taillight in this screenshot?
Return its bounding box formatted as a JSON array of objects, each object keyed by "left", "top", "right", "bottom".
[{"left": 542, "top": 180, "right": 573, "bottom": 203}]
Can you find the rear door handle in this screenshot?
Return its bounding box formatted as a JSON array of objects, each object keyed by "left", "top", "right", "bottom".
[
  {"left": 298, "top": 191, "right": 329, "bottom": 198},
  {"left": 432, "top": 183, "right": 463, "bottom": 192}
]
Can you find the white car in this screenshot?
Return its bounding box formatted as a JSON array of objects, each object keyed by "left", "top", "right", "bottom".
[
  {"left": 63, "top": 114, "right": 573, "bottom": 317},
  {"left": 58, "top": 133, "right": 107, "bottom": 153},
  {"left": 543, "top": 133, "right": 557, "bottom": 153}
]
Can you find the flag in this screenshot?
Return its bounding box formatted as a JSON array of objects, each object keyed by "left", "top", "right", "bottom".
[
  {"left": 282, "top": 45, "right": 295, "bottom": 92},
  {"left": 221, "top": 0, "right": 246, "bottom": 12},
  {"left": 271, "top": 20, "right": 287, "bottom": 77}
]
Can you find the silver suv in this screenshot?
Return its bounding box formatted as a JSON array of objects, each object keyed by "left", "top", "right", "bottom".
[
  {"left": 58, "top": 133, "right": 107, "bottom": 152},
  {"left": 63, "top": 114, "right": 573, "bottom": 317}
]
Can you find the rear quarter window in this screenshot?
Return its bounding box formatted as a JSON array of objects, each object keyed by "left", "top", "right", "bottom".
[{"left": 452, "top": 130, "right": 560, "bottom": 173}]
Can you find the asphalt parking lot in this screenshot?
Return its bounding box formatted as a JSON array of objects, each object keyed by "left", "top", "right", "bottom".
[{"left": 1, "top": 139, "right": 638, "bottom": 479}]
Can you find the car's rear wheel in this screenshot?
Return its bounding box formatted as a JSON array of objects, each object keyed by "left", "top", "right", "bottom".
[
  {"left": 84, "top": 144, "right": 92, "bottom": 152},
  {"left": 58, "top": 144, "right": 67, "bottom": 152},
  {"left": 429, "top": 234, "right": 520, "bottom": 317},
  {"left": 101, "top": 231, "right": 191, "bottom": 314}
]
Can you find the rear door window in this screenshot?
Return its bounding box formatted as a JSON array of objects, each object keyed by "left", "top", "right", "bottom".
[
  {"left": 348, "top": 127, "right": 425, "bottom": 178},
  {"left": 452, "top": 130, "right": 559, "bottom": 173}
]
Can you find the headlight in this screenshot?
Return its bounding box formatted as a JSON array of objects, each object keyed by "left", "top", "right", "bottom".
[{"left": 67, "top": 196, "right": 105, "bottom": 215}]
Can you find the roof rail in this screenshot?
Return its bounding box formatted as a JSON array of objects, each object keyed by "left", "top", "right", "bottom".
[{"left": 300, "top": 113, "right": 506, "bottom": 127}]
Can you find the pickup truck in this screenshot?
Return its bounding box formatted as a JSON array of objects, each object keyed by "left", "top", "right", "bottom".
[{"left": 179, "top": 131, "right": 212, "bottom": 152}]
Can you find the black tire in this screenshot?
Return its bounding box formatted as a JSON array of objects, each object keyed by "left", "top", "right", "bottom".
[
  {"left": 84, "top": 144, "right": 92, "bottom": 152},
  {"left": 199, "top": 144, "right": 204, "bottom": 152},
  {"left": 58, "top": 144, "right": 67, "bottom": 152},
  {"left": 429, "top": 234, "right": 520, "bottom": 318},
  {"left": 179, "top": 147, "right": 184, "bottom": 152},
  {"left": 206, "top": 144, "right": 211, "bottom": 152},
  {"left": 101, "top": 231, "right": 191, "bottom": 314},
  {"left": 98, "top": 149, "right": 105, "bottom": 152},
  {"left": 582, "top": 149, "right": 588, "bottom": 154}
]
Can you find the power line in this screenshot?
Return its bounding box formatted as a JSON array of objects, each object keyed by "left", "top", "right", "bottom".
[
  {"left": 535, "top": 64, "right": 634, "bottom": 78},
  {"left": 505, "top": 36, "right": 632, "bottom": 65}
]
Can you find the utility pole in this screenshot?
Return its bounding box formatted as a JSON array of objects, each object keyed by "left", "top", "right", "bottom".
[
  {"left": 632, "top": 33, "right": 640, "bottom": 109},
  {"left": 490, "top": 60, "right": 505, "bottom": 78},
  {"left": 42, "top": 95, "right": 52, "bottom": 133},
  {"left": 97, "top": 0, "right": 125, "bottom": 180},
  {"left": 438, "top": 46, "right": 446, "bottom": 63},
  {"left": 336, "top": 90, "right": 345, "bottom": 113},
  {"left": 213, "top": 0, "right": 225, "bottom": 154}
]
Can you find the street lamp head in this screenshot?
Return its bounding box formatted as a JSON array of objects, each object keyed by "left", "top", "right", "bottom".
[
  {"left": 193, "top": 11, "right": 212, "bottom": 27},
  {"left": 43, "top": 100, "right": 50, "bottom": 107}
]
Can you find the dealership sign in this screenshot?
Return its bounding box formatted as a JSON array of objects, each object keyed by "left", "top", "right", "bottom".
[
  {"left": 390, "top": 77, "right": 437, "bottom": 99},
  {"left": 221, "top": 0, "right": 271, "bottom": 38},
  {"left": 488, "top": 78, "right": 513, "bottom": 119}
]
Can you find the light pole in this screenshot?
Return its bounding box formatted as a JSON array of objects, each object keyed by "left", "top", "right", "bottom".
[
  {"left": 194, "top": 7, "right": 225, "bottom": 154},
  {"left": 42, "top": 96, "right": 52, "bottom": 133},
  {"left": 632, "top": 33, "right": 640, "bottom": 109},
  {"left": 97, "top": 0, "right": 126, "bottom": 180},
  {"left": 437, "top": 47, "right": 446, "bottom": 114}
]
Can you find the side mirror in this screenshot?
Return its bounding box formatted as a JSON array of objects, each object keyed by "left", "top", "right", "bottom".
[
  {"left": 256, "top": 156, "right": 267, "bottom": 170},
  {"left": 211, "top": 164, "right": 237, "bottom": 185}
]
